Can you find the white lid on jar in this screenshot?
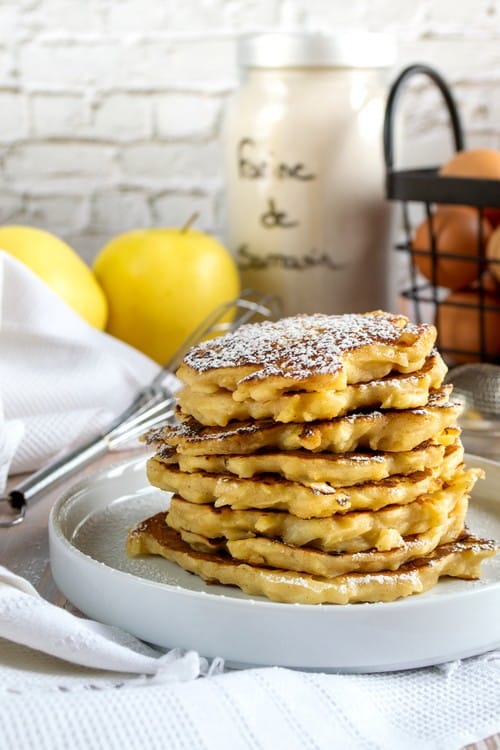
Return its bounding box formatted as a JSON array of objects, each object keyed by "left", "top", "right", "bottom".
[{"left": 238, "top": 31, "right": 395, "bottom": 69}]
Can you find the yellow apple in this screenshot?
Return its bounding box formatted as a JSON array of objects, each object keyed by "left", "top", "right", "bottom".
[
  {"left": 0, "top": 225, "right": 108, "bottom": 329},
  {"left": 93, "top": 227, "right": 241, "bottom": 364}
]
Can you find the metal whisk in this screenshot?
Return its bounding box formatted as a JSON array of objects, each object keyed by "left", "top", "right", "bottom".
[{"left": 0, "top": 290, "right": 280, "bottom": 528}]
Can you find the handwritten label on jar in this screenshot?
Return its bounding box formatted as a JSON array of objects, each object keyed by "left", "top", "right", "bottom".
[{"left": 234, "top": 138, "right": 343, "bottom": 272}]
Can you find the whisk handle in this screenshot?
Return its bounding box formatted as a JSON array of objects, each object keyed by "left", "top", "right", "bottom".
[{"left": 0, "top": 435, "right": 108, "bottom": 527}]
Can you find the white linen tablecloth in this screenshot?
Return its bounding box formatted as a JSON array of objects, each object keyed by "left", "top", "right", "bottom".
[{"left": 0, "top": 623, "right": 499, "bottom": 750}]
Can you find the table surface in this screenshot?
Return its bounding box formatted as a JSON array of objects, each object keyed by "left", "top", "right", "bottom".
[{"left": 1, "top": 447, "right": 499, "bottom": 750}]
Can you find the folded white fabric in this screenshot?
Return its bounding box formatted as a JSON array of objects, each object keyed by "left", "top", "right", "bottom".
[
  {"left": 0, "top": 567, "right": 499, "bottom": 750},
  {"left": 0, "top": 565, "right": 215, "bottom": 680},
  {"left": 0, "top": 251, "right": 159, "bottom": 483},
  {"left": 0, "top": 566, "right": 498, "bottom": 750}
]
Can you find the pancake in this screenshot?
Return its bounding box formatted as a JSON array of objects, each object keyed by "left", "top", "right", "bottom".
[
  {"left": 176, "top": 311, "right": 437, "bottom": 401},
  {"left": 149, "top": 386, "right": 459, "bottom": 455},
  {"left": 179, "top": 491, "right": 468, "bottom": 576},
  {"left": 146, "top": 443, "right": 464, "bottom": 518},
  {"left": 177, "top": 352, "right": 447, "bottom": 426},
  {"left": 126, "top": 517, "right": 498, "bottom": 604},
  {"left": 168, "top": 431, "right": 460, "bottom": 488},
  {"left": 165, "top": 468, "right": 480, "bottom": 554}
]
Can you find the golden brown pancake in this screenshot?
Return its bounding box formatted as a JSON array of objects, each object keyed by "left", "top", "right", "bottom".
[
  {"left": 146, "top": 443, "right": 464, "bottom": 518},
  {"left": 168, "top": 431, "right": 460, "bottom": 488},
  {"left": 176, "top": 311, "right": 437, "bottom": 400},
  {"left": 126, "top": 516, "right": 497, "bottom": 605},
  {"left": 177, "top": 352, "right": 447, "bottom": 426},
  {"left": 165, "top": 468, "right": 480, "bottom": 554},
  {"left": 178, "top": 491, "right": 468, "bottom": 576},
  {"left": 148, "top": 386, "right": 459, "bottom": 455}
]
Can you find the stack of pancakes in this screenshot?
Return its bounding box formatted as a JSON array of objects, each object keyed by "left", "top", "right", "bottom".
[{"left": 127, "top": 311, "right": 498, "bottom": 604}]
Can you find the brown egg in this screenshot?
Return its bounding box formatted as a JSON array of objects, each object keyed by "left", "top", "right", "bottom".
[
  {"left": 471, "top": 271, "right": 500, "bottom": 298},
  {"left": 486, "top": 226, "right": 500, "bottom": 283},
  {"left": 412, "top": 206, "right": 491, "bottom": 290},
  {"left": 438, "top": 289, "right": 500, "bottom": 363},
  {"left": 440, "top": 148, "right": 500, "bottom": 179},
  {"left": 440, "top": 149, "right": 500, "bottom": 226}
]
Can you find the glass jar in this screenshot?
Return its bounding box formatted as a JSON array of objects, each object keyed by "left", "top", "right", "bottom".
[{"left": 224, "top": 32, "right": 396, "bottom": 316}]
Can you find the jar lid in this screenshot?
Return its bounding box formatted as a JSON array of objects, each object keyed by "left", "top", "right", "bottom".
[{"left": 238, "top": 31, "right": 395, "bottom": 69}]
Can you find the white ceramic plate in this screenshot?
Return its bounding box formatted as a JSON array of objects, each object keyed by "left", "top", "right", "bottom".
[{"left": 49, "top": 454, "right": 500, "bottom": 673}]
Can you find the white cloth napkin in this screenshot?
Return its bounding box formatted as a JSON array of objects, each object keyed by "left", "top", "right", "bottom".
[
  {"left": 0, "top": 250, "right": 159, "bottom": 484},
  {"left": 0, "top": 566, "right": 499, "bottom": 750},
  {"left": 0, "top": 565, "right": 218, "bottom": 680}
]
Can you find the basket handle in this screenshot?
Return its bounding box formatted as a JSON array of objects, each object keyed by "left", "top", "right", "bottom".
[{"left": 383, "top": 63, "right": 465, "bottom": 171}]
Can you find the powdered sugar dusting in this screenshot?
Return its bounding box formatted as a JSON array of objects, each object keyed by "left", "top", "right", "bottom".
[
  {"left": 184, "top": 312, "right": 424, "bottom": 379},
  {"left": 159, "top": 420, "right": 263, "bottom": 444}
]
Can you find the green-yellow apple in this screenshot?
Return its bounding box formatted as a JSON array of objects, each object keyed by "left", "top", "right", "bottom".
[
  {"left": 93, "top": 226, "right": 240, "bottom": 363},
  {"left": 0, "top": 225, "right": 107, "bottom": 329}
]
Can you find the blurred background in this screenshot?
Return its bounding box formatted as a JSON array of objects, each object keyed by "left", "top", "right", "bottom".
[{"left": 1, "top": 0, "right": 500, "bottom": 263}]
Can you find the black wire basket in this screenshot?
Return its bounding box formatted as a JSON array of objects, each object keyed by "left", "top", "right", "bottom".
[{"left": 384, "top": 63, "right": 500, "bottom": 364}]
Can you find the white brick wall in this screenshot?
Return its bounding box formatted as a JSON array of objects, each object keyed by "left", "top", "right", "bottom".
[{"left": 1, "top": 0, "right": 500, "bottom": 262}]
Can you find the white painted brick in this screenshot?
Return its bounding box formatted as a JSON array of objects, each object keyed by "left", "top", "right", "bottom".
[
  {"left": 396, "top": 37, "right": 500, "bottom": 80},
  {"left": 68, "top": 232, "right": 112, "bottom": 264},
  {"left": 30, "top": 92, "right": 152, "bottom": 141},
  {"left": 0, "top": 192, "right": 23, "bottom": 224},
  {"left": 453, "top": 84, "right": 495, "bottom": 133},
  {"left": 110, "top": 38, "right": 235, "bottom": 90},
  {"left": 4, "top": 143, "right": 116, "bottom": 178},
  {"left": 120, "top": 141, "right": 221, "bottom": 180},
  {"left": 151, "top": 192, "right": 215, "bottom": 230},
  {"left": 23, "top": 0, "right": 105, "bottom": 34},
  {"left": 19, "top": 41, "right": 114, "bottom": 89},
  {"left": 112, "top": 39, "right": 173, "bottom": 89},
  {"left": 91, "top": 188, "right": 151, "bottom": 232},
  {"left": 16, "top": 194, "right": 87, "bottom": 233},
  {"left": 391, "top": 77, "right": 500, "bottom": 144},
  {"left": 107, "top": 0, "right": 279, "bottom": 33},
  {"left": 91, "top": 93, "right": 152, "bottom": 141},
  {"left": 30, "top": 94, "right": 87, "bottom": 137},
  {"left": 396, "top": 82, "right": 460, "bottom": 142},
  {"left": 106, "top": 0, "right": 170, "bottom": 33},
  {"left": 398, "top": 123, "right": 499, "bottom": 170},
  {"left": 221, "top": 0, "right": 280, "bottom": 27},
  {"left": 398, "top": 125, "right": 456, "bottom": 170},
  {"left": 463, "top": 131, "right": 500, "bottom": 150},
  {"left": 422, "top": 0, "right": 500, "bottom": 31},
  {"left": 479, "top": 81, "right": 500, "bottom": 130},
  {"left": 363, "top": 1, "right": 426, "bottom": 31},
  {"left": 7, "top": 177, "right": 104, "bottom": 198},
  {"left": 0, "top": 92, "right": 28, "bottom": 141},
  {"left": 154, "top": 94, "right": 220, "bottom": 139},
  {"left": 0, "top": 47, "right": 16, "bottom": 86},
  {"left": 0, "top": 4, "right": 21, "bottom": 35},
  {"left": 290, "top": 0, "right": 366, "bottom": 29},
  {"left": 168, "top": 38, "right": 236, "bottom": 87}
]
